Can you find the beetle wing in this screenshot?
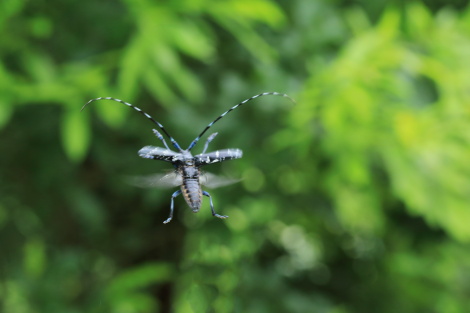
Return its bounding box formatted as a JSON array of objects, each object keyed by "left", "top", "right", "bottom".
[
  {"left": 126, "top": 172, "right": 182, "bottom": 188},
  {"left": 138, "top": 146, "right": 181, "bottom": 162},
  {"left": 195, "top": 149, "right": 243, "bottom": 165},
  {"left": 200, "top": 172, "right": 241, "bottom": 189}
]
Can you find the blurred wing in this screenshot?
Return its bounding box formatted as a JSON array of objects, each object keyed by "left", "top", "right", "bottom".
[
  {"left": 138, "top": 146, "right": 181, "bottom": 162},
  {"left": 126, "top": 172, "right": 182, "bottom": 188},
  {"left": 200, "top": 172, "right": 241, "bottom": 189}
]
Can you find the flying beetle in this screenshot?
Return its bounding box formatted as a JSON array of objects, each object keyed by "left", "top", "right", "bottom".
[{"left": 82, "top": 92, "right": 294, "bottom": 223}]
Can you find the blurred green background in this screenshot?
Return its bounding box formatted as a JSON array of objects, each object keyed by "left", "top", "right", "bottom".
[{"left": 1, "top": 0, "right": 470, "bottom": 312}]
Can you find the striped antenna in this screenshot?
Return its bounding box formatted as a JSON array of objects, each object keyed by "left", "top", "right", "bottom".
[
  {"left": 82, "top": 97, "right": 183, "bottom": 152},
  {"left": 187, "top": 92, "right": 295, "bottom": 151}
]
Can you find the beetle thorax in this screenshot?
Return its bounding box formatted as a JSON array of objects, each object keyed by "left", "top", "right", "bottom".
[
  {"left": 180, "top": 150, "right": 193, "bottom": 160},
  {"left": 181, "top": 165, "right": 199, "bottom": 179},
  {"left": 175, "top": 150, "right": 199, "bottom": 178}
]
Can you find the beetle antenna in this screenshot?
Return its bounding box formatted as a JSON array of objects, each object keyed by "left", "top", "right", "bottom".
[
  {"left": 187, "top": 92, "right": 295, "bottom": 151},
  {"left": 82, "top": 97, "right": 184, "bottom": 152}
]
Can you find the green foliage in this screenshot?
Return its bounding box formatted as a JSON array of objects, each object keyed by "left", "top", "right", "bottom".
[
  {"left": 292, "top": 3, "right": 470, "bottom": 240},
  {"left": 105, "top": 262, "right": 174, "bottom": 312},
  {"left": 0, "top": 0, "right": 284, "bottom": 162},
  {"left": 1, "top": 1, "right": 470, "bottom": 313}
]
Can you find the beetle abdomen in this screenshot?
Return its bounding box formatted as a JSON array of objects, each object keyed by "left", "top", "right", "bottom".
[{"left": 181, "top": 178, "right": 202, "bottom": 212}]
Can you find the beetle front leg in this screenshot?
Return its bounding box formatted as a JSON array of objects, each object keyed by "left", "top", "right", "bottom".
[
  {"left": 152, "top": 129, "right": 171, "bottom": 150},
  {"left": 164, "top": 190, "right": 181, "bottom": 224},
  {"left": 203, "top": 190, "right": 228, "bottom": 219},
  {"left": 201, "top": 132, "right": 218, "bottom": 154}
]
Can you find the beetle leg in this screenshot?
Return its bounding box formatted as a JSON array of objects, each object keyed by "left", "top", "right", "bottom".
[
  {"left": 152, "top": 129, "right": 171, "bottom": 150},
  {"left": 203, "top": 190, "right": 228, "bottom": 219},
  {"left": 201, "top": 132, "right": 218, "bottom": 154},
  {"left": 164, "top": 190, "right": 181, "bottom": 224}
]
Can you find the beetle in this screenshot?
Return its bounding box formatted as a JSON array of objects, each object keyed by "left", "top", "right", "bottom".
[{"left": 82, "top": 92, "right": 294, "bottom": 223}]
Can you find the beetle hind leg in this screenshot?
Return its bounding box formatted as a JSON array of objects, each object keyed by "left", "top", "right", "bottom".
[
  {"left": 203, "top": 190, "right": 228, "bottom": 219},
  {"left": 164, "top": 190, "right": 181, "bottom": 224}
]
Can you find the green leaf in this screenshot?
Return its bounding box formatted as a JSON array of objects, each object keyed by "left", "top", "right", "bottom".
[
  {"left": 143, "top": 66, "right": 178, "bottom": 107},
  {"left": 23, "top": 238, "right": 46, "bottom": 278},
  {"left": 118, "top": 36, "right": 146, "bottom": 100},
  {"left": 61, "top": 107, "right": 90, "bottom": 162},
  {"left": 170, "top": 19, "right": 214, "bottom": 61},
  {"left": 94, "top": 97, "right": 129, "bottom": 129},
  {"left": 106, "top": 263, "right": 174, "bottom": 298},
  {"left": 111, "top": 293, "right": 159, "bottom": 313},
  {"left": 0, "top": 98, "right": 12, "bottom": 128}
]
